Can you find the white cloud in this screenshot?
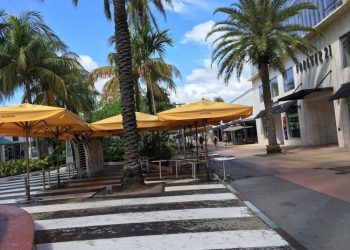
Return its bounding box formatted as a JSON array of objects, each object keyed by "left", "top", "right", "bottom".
[
  {"left": 78, "top": 55, "right": 99, "bottom": 72},
  {"left": 165, "top": 0, "right": 212, "bottom": 13},
  {"left": 170, "top": 58, "right": 251, "bottom": 104},
  {"left": 181, "top": 20, "right": 215, "bottom": 45}
]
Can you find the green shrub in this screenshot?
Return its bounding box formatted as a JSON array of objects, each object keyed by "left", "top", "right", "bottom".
[
  {"left": 140, "top": 131, "right": 176, "bottom": 160},
  {"left": 102, "top": 137, "right": 124, "bottom": 162}
]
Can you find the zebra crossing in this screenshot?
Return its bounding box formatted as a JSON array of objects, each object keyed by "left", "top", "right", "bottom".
[
  {"left": 13, "top": 183, "right": 292, "bottom": 250},
  {"left": 0, "top": 167, "right": 122, "bottom": 205}
]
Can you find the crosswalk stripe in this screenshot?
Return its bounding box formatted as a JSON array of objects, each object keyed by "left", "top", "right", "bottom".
[
  {"left": 0, "top": 198, "right": 17, "bottom": 204},
  {"left": 35, "top": 207, "right": 251, "bottom": 230},
  {"left": 24, "top": 193, "right": 236, "bottom": 214},
  {"left": 165, "top": 184, "right": 225, "bottom": 192},
  {"left": 0, "top": 185, "right": 42, "bottom": 194},
  {"left": 36, "top": 230, "right": 289, "bottom": 250}
]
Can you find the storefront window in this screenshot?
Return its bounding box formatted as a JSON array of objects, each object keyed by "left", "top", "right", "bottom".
[
  {"left": 259, "top": 85, "right": 263, "bottom": 103},
  {"left": 270, "top": 77, "right": 279, "bottom": 98},
  {"left": 283, "top": 67, "right": 295, "bottom": 92},
  {"left": 341, "top": 32, "right": 350, "bottom": 68},
  {"left": 287, "top": 104, "right": 301, "bottom": 138}
]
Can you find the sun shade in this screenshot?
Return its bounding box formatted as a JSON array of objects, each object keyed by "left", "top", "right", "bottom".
[
  {"left": 329, "top": 82, "right": 350, "bottom": 101},
  {"left": 278, "top": 87, "right": 333, "bottom": 102}
]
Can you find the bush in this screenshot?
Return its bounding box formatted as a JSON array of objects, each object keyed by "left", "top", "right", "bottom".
[
  {"left": 102, "top": 137, "right": 124, "bottom": 162},
  {"left": 0, "top": 155, "right": 54, "bottom": 177},
  {"left": 140, "top": 131, "right": 176, "bottom": 160}
]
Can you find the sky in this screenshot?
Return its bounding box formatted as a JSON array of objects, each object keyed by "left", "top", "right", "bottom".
[{"left": 2, "top": 0, "right": 252, "bottom": 105}]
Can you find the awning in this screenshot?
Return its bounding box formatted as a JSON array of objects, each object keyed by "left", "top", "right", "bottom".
[
  {"left": 278, "top": 87, "right": 333, "bottom": 101},
  {"left": 254, "top": 105, "right": 281, "bottom": 119},
  {"left": 329, "top": 82, "right": 350, "bottom": 101},
  {"left": 277, "top": 100, "right": 297, "bottom": 113},
  {"left": 224, "top": 125, "right": 253, "bottom": 132},
  {"left": 0, "top": 137, "right": 14, "bottom": 145}
]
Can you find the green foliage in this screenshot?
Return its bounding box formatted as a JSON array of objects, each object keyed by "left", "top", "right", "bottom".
[
  {"left": 0, "top": 155, "right": 54, "bottom": 177},
  {"left": 140, "top": 131, "right": 176, "bottom": 159},
  {"left": 102, "top": 137, "right": 124, "bottom": 162},
  {"left": 213, "top": 96, "right": 224, "bottom": 102},
  {"left": 208, "top": 0, "right": 317, "bottom": 82},
  {"left": 91, "top": 99, "right": 122, "bottom": 122}
]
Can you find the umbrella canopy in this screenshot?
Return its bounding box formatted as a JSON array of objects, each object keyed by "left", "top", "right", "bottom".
[
  {"left": 157, "top": 100, "right": 253, "bottom": 124},
  {"left": 0, "top": 103, "right": 88, "bottom": 200},
  {"left": 0, "top": 103, "right": 88, "bottom": 137},
  {"left": 90, "top": 112, "right": 173, "bottom": 132}
]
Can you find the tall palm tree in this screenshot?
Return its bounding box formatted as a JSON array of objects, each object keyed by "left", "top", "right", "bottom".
[
  {"left": 133, "top": 24, "right": 180, "bottom": 114},
  {"left": 63, "top": 0, "right": 173, "bottom": 185},
  {"left": 0, "top": 9, "right": 7, "bottom": 43},
  {"left": 0, "top": 12, "right": 81, "bottom": 104},
  {"left": 208, "top": 0, "right": 316, "bottom": 154}
]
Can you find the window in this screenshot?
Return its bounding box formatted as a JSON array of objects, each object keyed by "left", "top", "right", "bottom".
[
  {"left": 341, "top": 32, "right": 350, "bottom": 68},
  {"left": 287, "top": 104, "right": 301, "bottom": 138},
  {"left": 270, "top": 77, "right": 279, "bottom": 98},
  {"left": 283, "top": 68, "right": 295, "bottom": 92},
  {"left": 12, "top": 136, "right": 18, "bottom": 141},
  {"left": 259, "top": 85, "right": 263, "bottom": 103}
]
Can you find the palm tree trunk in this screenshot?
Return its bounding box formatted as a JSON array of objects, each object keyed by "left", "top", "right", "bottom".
[
  {"left": 113, "top": 0, "right": 144, "bottom": 186},
  {"left": 45, "top": 90, "right": 56, "bottom": 107},
  {"left": 133, "top": 74, "right": 141, "bottom": 112},
  {"left": 146, "top": 87, "right": 153, "bottom": 114},
  {"left": 24, "top": 78, "right": 32, "bottom": 104},
  {"left": 259, "top": 60, "right": 281, "bottom": 154}
]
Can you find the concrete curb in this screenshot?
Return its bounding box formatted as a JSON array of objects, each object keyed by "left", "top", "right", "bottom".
[{"left": 0, "top": 205, "right": 34, "bottom": 250}]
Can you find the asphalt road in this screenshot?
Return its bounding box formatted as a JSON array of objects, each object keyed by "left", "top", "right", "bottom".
[{"left": 212, "top": 158, "right": 350, "bottom": 250}]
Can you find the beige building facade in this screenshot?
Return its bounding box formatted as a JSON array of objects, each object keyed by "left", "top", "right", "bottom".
[{"left": 251, "top": 0, "right": 350, "bottom": 148}]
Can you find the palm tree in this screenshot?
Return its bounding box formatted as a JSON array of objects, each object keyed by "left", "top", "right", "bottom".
[
  {"left": 208, "top": 0, "right": 316, "bottom": 154},
  {"left": 65, "top": 0, "right": 173, "bottom": 185},
  {"left": 132, "top": 24, "right": 180, "bottom": 114},
  {"left": 0, "top": 9, "right": 7, "bottom": 43},
  {"left": 0, "top": 12, "right": 82, "bottom": 104}
]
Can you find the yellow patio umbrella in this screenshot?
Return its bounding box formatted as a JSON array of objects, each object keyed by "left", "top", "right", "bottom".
[
  {"left": 158, "top": 100, "right": 253, "bottom": 180},
  {"left": 90, "top": 112, "right": 173, "bottom": 132},
  {"left": 0, "top": 103, "right": 88, "bottom": 200}
]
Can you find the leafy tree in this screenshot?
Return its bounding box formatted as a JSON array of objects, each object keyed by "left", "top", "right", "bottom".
[
  {"left": 208, "top": 0, "right": 316, "bottom": 154},
  {"left": 213, "top": 96, "right": 224, "bottom": 102}
]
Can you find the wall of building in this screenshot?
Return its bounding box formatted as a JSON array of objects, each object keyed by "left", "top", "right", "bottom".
[{"left": 251, "top": 0, "right": 350, "bottom": 148}]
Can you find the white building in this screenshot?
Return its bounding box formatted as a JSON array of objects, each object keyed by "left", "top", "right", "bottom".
[{"left": 251, "top": 0, "right": 350, "bottom": 148}]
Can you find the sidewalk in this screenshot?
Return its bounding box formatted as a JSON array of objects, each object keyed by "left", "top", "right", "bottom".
[{"left": 211, "top": 143, "right": 350, "bottom": 203}]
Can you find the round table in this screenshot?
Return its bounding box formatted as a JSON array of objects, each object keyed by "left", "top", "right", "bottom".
[{"left": 212, "top": 157, "right": 236, "bottom": 180}]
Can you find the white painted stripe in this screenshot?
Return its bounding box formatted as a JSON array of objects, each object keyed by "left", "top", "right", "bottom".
[
  {"left": 24, "top": 193, "right": 236, "bottom": 214},
  {"left": 0, "top": 185, "right": 42, "bottom": 194},
  {"left": 36, "top": 230, "right": 289, "bottom": 250},
  {"left": 0, "top": 198, "right": 17, "bottom": 204},
  {"left": 35, "top": 207, "right": 251, "bottom": 230},
  {"left": 165, "top": 184, "right": 225, "bottom": 192},
  {"left": 0, "top": 190, "right": 39, "bottom": 199},
  {"left": 66, "top": 179, "right": 120, "bottom": 187},
  {"left": 0, "top": 176, "right": 69, "bottom": 189}
]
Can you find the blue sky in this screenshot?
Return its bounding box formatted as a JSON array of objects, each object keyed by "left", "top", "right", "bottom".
[{"left": 2, "top": 0, "right": 252, "bottom": 105}]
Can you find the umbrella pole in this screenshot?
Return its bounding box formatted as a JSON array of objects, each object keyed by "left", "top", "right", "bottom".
[
  {"left": 24, "top": 123, "right": 31, "bottom": 200},
  {"left": 182, "top": 127, "right": 186, "bottom": 159},
  {"left": 195, "top": 122, "right": 199, "bottom": 160},
  {"left": 56, "top": 128, "right": 61, "bottom": 188},
  {"left": 204, "top": 121, "right": 210, "bottom": 182}
]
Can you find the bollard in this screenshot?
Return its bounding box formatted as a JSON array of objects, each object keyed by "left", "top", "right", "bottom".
[
  {"left": 48, "top": 170, "right": 51, "bottom": 187},
  {"left": 106, "top": 185, "right": 113, "bottom": 194}
]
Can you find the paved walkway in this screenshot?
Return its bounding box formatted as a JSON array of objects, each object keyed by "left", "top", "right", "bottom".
[
  {"left": 1, "top": 167, "right": 292, "bottom": 250},
  {"left": 210, "top": 143, "right": 350, "bottom": 250},
  {"left": 212, "top": 143, "right": 350, "bottom": 203},
  {"left": 25, "top": 183, "right": 289, "bottom": 250}
]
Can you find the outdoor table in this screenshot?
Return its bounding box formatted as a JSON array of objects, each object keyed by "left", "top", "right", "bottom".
[
  {"left": 168, "top": 159, "right": 183, "bottom": 178},
  {"left": 152, "top": 160, "right": 169, "bottom": 179},
  {"left": 208, "top": 153, "right": 220, "bottom": 165},
  {"left": 185, "top": 159, "right": 206, "bottom": 180},
  {"left": 212, "top": 157, "right": 236, "bottom": 180}
]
